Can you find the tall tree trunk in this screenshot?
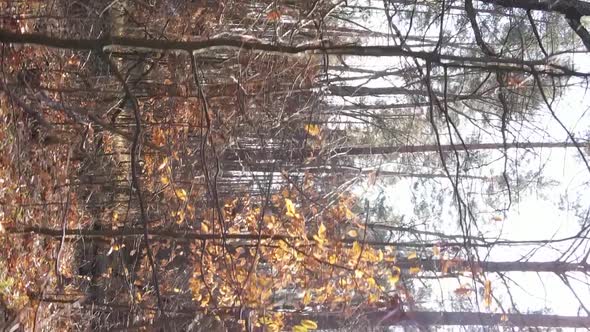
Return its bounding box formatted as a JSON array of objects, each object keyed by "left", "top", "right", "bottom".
[
  {"left": 293, "top": 310, "right": 590, "bottom": 329},
  {"left": 224, "top": 141, "right": 581, "bottom": 161},
  {"left": 396, "top": 258, "right": 589, "bottom": 273}
]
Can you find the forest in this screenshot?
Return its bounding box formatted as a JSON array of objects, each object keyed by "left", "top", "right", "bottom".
[{"left": 0, "top": 0, "right": 590, "bottom": 331}]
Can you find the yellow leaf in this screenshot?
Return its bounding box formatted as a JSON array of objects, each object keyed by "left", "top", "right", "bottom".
[
  {"left": 352, "top": 241, "right": 362, "bottom": 257},
  {"left": 388, "top": 274, "right": 400, "bottom": 286},
  {"left": 300, "top": 319, "right": 318, "bottom": 329},
  {"left": 368, "top": 292, "right": 379, "bottom": 303},
  {"left": 278, "top": 240, "right": 290, "bottom": 252},
  {"left": 355, "top": 270, "right": 363, "bottom": 278},
  {"left": 157, "top": 157, "right": 168, "bottom": 171},
  {"left": 328, "top": 254, "right": 337, "bottom": 265},
  {"left": 317, "top": 223, "right": 326, "bottom": 238},
  {"left": 304, "top": 124, "right": 321, "bottom": 137},
  {"left": 347, "top": 229, "right": 358, "bottom": 237},
  {"left": 200, "top": 222, "right": 209, "bottom": 233},
  {"left": 344, "top": 206, "right": 355, "bottom": 219},
  {"left": 377, "top": 250, "right": 384, "bottom": 262},
  {"left": 312, "top": 235, "right": 324, "bottom": 247},
  {"left": 484, "top": 280, "right": 492, "bottom": 308},
  {"left": 407, "top": 251, "right": 418, "bottom": 260},
  {"left": 259, "top": 316, "right": 273, "bottom": 325},
  {"left": 409, "top": 267, "right": 421, "bottom": 274},
  {"left": 302, "top": 291, "right": 312, "bottom": 305},
  {"left": 160, "top": 176, "right": 170, "bottom": 185},
  {"left": 175, "top": 188, "right": 188, "bottom": 201},
  {"left": 293, "top": 325, "right": 308, "bottom": 332},
  {"left": 285, "top": 198, "right": 296, "bottom": 217}
]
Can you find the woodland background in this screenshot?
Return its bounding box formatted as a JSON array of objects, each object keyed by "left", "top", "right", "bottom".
[{"left": 1, "top": 0, "right": 590, "bottom": 331}]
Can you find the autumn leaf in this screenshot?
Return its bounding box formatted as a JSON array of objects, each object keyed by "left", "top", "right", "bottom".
[
  {"left": 328, "top": 254, "right": 337, "bottom": 264},
  {"left": 267, "top": 10, "right": 281, "bottom": 22},
  {"left": 407, "top": 251, "right": 418, "bottom": 260},
  {"left": 285, "top": 198, "right": 297, "bottom": 217},
  {"left": 300, "top": 319, "right": 318, "bottom": 329},
  {"left": 304, "top": 124, "right": 321, "bottom": 137},
  {"left": 157, "top": 157, "right": 168, "bottom": 171},
  {"left": 351, "top": 241, "right": 362, "bottom": 257},
  {"left": 318, "top": 223, "right": 326, "bottom": 238},
  {"left": 347, "top": 229, "right": 358, "bottom": 237},
  {"left": 302, "top": 291, "right": 312, "bottom": 305},
  {"left": 175, "top": 188, "right": 188, "bottom": 201},
  {"left": 160, "top": 176, "right": 170, "bottom": 185},
  {"left": 388, "top": 273, "right": 400, "bottom": 286},
  {"left": 409, "top": 267, "right": 421, "bottom": 274},
  {"left": 313, "top": 223, "right": 327, "bottom": 246},
  {"left": 152, "top": 127, "right": 166, "bottom": 147},
  {"left": 454, "top": 285, "right": 472, "bottom": 297},
  {"left": 484, "top": 280, "right": 492, "bottom": 308},
  {"left": 293, "top": 325, "right": 308, "bottom": 332}
]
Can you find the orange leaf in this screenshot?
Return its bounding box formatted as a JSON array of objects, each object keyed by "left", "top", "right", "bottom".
[
  {"left": 454, "top": 285, "right": 472, "bottom": 297},
  {"left": 267, "top": 10, "right": 281, "bottom": 21}
]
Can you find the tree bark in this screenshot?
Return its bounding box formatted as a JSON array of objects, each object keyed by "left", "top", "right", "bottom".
[
  {"left": 294, "top": 310, "right": 590, "bottom": 329},
  {"left": 224, "top": 141, "right": 583, "bottom": 161},
  {"left": 396, "top": 258, "right": 589, "bottom": 273},
  {"left": 479, "top": 0, "right": 590, "bottom": 16}
]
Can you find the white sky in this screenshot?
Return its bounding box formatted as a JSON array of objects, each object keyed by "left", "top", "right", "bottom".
[{"left": 334, "top": 0, "right": 590, "bottom": 320}]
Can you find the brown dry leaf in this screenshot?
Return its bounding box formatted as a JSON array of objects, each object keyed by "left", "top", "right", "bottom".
[
  {"left": 266, "top": 10, "right": 281, "bottom": 22},
  {"left": 454, "top": 285, "right": 472, "bottom": 297}
]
